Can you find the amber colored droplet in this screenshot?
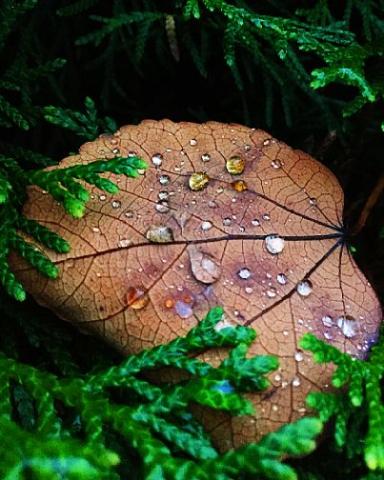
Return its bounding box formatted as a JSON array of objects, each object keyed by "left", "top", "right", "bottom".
[
  {"left": 182, "top": 292, "right": 193, "bottom": 304},
  {"left": 226, "top": 155, "right": 245, "bottom": 175},
  {"left": 231, "top": 180, "right": 247, "bottom": 192},
  {"left": 189, "top": 172, "right": 209, "bottom": 191},
  {"left": 126, "top": 286, "right": 149, "bottom": 310},
  {"left": 164, "top": 298, "right": 175, "bottom": 309}
]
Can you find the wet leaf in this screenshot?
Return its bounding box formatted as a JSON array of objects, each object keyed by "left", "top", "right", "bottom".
[{"left": 12, "top": 120, "right": 382, "bottom": 449}]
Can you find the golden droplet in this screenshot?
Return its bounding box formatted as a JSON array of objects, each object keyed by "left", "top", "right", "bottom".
[
  {"left": 145, "top": 225, "right": 174, "bottom": 243},
  {"left": 189, "top": 172, "right": 209, "bottom": 191},
  {"left": 164, "top": 297, "right": 175, "bottom": 309},
  {"left": 126, "top": 287, "right": 149, "bottom": 310},
  {"left": 226, "top": 155, "right": 245, "bottom": 175},
  {"left": 231, "top": 180, "right": 247, "bottom": 192}
]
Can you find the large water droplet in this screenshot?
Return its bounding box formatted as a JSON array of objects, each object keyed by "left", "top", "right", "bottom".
[
  {"left": 277, "top": 273, "right": 288, "bottom": 285},
  {"left": 296, "top": 280, "right": 313, "bottom": 297},
  {"left": 164, "top": 297, "right": 175, "bottom": 309},
  {"left": 226, "top": 155, "right": 245, "bottom": 175},
  {"left": 201, "top": 153, "right": 211, "bottom": 162},
  {"left": 231, "top": 180, "right": 247, "bottom": 192},
  {"left": 265, "top": 235, "right": 285, "bottom": 255},
  {"left": 336, "top": 315, "right": 358, "bottom": 338},
  {"left": 146, "top": 225, "right": 174, "bottom": 243},
  {"left": 151, "top": 153, "right": 163, "bottom": 166},
  {"left": 188, "top": 245, "right": 221, "bottom": 284},
  {"left": 321, "top": 315, "right": 333, "bottom": 327},
  {"left": 189, "top": 172, "right": 209, "bottom": 191},
  {"left": 238, "top": 267, "right": 251, "bottom": 280},
  {"left": 159, "top": 174, "right": 170, "bottom": 185},
  {"left": 126, "top": 286, "right": 149, "bottom": 310}
]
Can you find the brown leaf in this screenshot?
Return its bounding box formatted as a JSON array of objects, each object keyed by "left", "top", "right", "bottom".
[{"left": 12, "top": 120, "right": 382, "bottom": 449}]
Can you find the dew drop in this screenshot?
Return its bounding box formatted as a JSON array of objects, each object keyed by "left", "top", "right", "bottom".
[
  {"left": 324, "top": 331, "right": 333, "bottom": 340},
  {"left": 238, "top": 268, "right": 251, "bottom": 280},
  {"left": 309, "top": 197, "right": 317, "bottom": 206},
  {"left": 112, "top": 200, "right": 121, "bottom": 209},
  {"left": 188, "top": 245, "right": 221, "bottom": 284},
  {"left": 99, "top": 194, "right": 106, "bottom": 201},
  {"left": 223, "top": 217, "right": 232, "bottom": 226},
  {"left": 146, "top": 225, "right": 174, "bottom": 243},
  {"left": 175, "top": 300, "right": 193, "bottom": 319},
  {"left": 216, "top": 186, "right": 224, "bottom": 194},
  {"left": 262, "top": 213, "right": 270, "bottom": 221},
  {"left": 231, "top": 180, "right": 247, "bottom": 192},
  {"left": 321, "top": 315, "right": 333, "bottom": 327},
  {"left": 201, "top": 221, "right": 213, "bottom": 231},
  {"left": 118, "top": 238, "right": 131, "bottom": 248},
  {"left": 189, "top": 138, "right": 197, "bottom": 146},
  {"left": 112, "top": 148, "right": 119, "bottom": 154},
  {"left": 292, "top": 377, "right": 301, "bottom": 387},
  {"left": 266, "top": 287, "right": 277, "bottom": 298},
  {"left": 263, "top": 139, "right": 271, "bottom": 146},
  {"left": 214, "top": 316, "right": 235, "bottom": 331},
  {"left": 295, "top": 351, "right": 304, "bottom": 362},
  {"left": 265, "top": 235, "right": 285, "bottom": 255},
  {"left": 158, "top": 191, "right": 169, "bottom": 201},
  {"left": 189, "top": 172, "right": 209, "bottom": 191},
  {"left": 151, "top": 153, "right": 163, "bottom": 166},
  {"left": 296, "top": 280, "right": 313, "bottom": 297},
  {"left": 159, "top": 174, "right": 170, "bottom": 185},
  {"left": 164, "top": 297, "right": 175, "bottom": 309},
  {"left": 277, "top": 273, "right": 288, "bottom": 285},
  {"left": 225, "top": 155, "right": 245, "bottom": 175},
  {"left": 271, "top": 159, "right": 283, "bottom": 169},
  {"left": 155, "top": 202, "right": 170, "bottom": 213},
  {"left": 125, "top": 211, "right": 134, "bottom": 218},
  {"left": 274, "top": 374, "right": 282, "bottom": 382},
  {"left": 251, "top": 219, "right": 260, "bottom": 226},
  {"left": 126, "top": 287, "right": 149, "bottom": 310},
  {"left": 201, "top": 153, "right": 211, "bottom": 162},
  {"left": 336, "top": 315, "right": 358, "bottom": 338}
]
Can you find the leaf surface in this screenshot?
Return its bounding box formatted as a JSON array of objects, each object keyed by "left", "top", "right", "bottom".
[{"left": 12, "top": 120, "right": 382, "bottom": 448}]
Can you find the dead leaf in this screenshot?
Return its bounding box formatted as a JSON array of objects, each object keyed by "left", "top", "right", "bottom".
[{"left": 12, "top": 120, "right": 382, "bottom": 449}]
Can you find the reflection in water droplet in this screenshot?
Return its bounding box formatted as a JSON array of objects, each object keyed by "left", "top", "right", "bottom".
[
  {"left": 277, "top": 273, "right": 288, "bottom": 285},
  {"left": 251, "top": 219, "right": 260, "bottom": 226},
  {"left": 118, "top": 239, "right": 131, "bottom": 247},
  {"left": 271, "top": 159, "right": 283, "bottom": 169},
  {"left": 337, "top": 315, "right": 358, "bottom": 338},
  {"left": 265, "top": 235, "right": 285, "bottom": 254},
  {"left": 226, "top": 155, "right": 245, "bottom": 175},
  {"left": 126, "top": 287, "right": 149, "bottom": 310},
  {"left": 189, "top": 139, "right": 197, "bottom": 146},
  {"left": 151, "top": 153, "right": 163, "bottom": 166},
  {"left": 201, "top": 153, "right": 211, "bottom": 162},
  {"left": 295, "top": 352, "right": 304, "bottom": 362},
  {"left": 159, "top": 174, "right": 170, "bottom": 185},
  {"left": 231, "top": 180, "right": 247, "bottom": 192},
  {"left": 223, "top": 217, "right": 232, "bottom": 226},
  {"left": 238, "top": 268, "right": 251, "bottom": 280},
  {"left": 201, "top": 221, "right": 213, "bottom": 231},
  {"left": 112, "top": 200, "right": 121, "bottom": 209},
  {"left": 189, "top": 172, "right": 209, "bottom": 191},
  {"left": 208, "top": 200, "right": 217, "bottom": 208},
  {"left": 146, "top": 225, "right": 174, "bottom": 243},
  {"left": 175, "top": 300, "right": 193, "bottom": 319},
  {"left": 322, "top": 315, "right": 333, "bottom": 327},
  {"left": 296, "top": 280, "right": 313, "bottom": 297},
  {"left": 262, "top": 213, "right": 270, "bottom": 221}
]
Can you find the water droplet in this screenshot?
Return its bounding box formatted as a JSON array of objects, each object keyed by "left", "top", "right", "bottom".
[
  {"left": 189, "top": 172, "right": 209, "bottom": 191},
  {"left": 295, "top": 351, "right": 304, "bottom": 362},
  {"left": 159, "top": 174, "right": 170, "bottom": 185},
  {"left": 245, "top": 286, "right": 253, "bottom": 294},
  {"left": 296, "top": 280, "right": 313, "bottom": 297},
  {"left": 126, "top": 287, "right": 149, "bottom": 310},
  {"left": 216, "top": 186, "right": 224, "bottom": 194},
  {"left": 128, "top": 151, "right": 137, "bottom": 157},
  {"left": 112, "top": 200, "right": 121, "bottom": 209},
  {"left": 99, "top": 194, "right": 106, "bottom": 201},
  {"left": 271, "top": 159, "right": 283, "bottom": 169},
  {"left": 324, "top": 331, "right": 333, "bottom": 340},
  {"left": 158, "top": 191, "right": 169, "bottom": 201},
  {"left": 265, "top": 235, "right": 285, "bottom": 255},
  {"left": 251, "top": 219, "right": 260, "bottom": 226},
  {"left": 336, "top": 315, "right": 358, "bottom": 338},
  {"left": 277, "top": 273, "right": 288, "bottom": 285},
  {"left": 189, "top": 138, "right": 197, "bottom": 146},
  {"left": 263, "top": 139, "right": 271, "bottom": 146},
  {"left": 201, "top": 221, "right": 213, "bottom": 231},
  {"left": 118, "top": 238, "right": 131, "bottom": 248},
  {"left": 175, "top": 300, "right": 193, "bottom": 319},
  {"left": 223, "top": 217, "right": 232, "bottom": 226},
  {"left": 262, "top": 213, "right": 270, "bottom": 221},
  {"left": 208, "top": 200, "right": 217, "bottom": 208},
  {"left": 225, "top": 155, "right": 245, "bottom": 175},
  {"left": 164, "top": 297, "right": 175, "bottom": 309},
  {"left": 188, "top": 245, "right": 221, "bottom": 284},
  {"left": 201, "top": 153, "right": 211, "bottom": 162},
  {"left": 238, "top": 268, "right": 251, "bottom": 280},
  {"left": 309, "top": 197, "right": 317, "bottom": 206},
  {"left": 266, "top": 287, "right": 277, "bottom": 298},
  {"left": 244, "top": 144, "right": 251, "bottom": 151},
  {"left": 321, "top": 315, "right": 333, "bottom": 327},
  {"left": 214, "top": 316, "right": 235, "bottom": 331},
  {"left": 231, "top": 180, "right": 247, "bottom": 192},
  {"left": 155, "top": 202, "right": 169, "bottom": 213},
  {"left": 292, "top": 377, "right": 301, "bottom": 387},
  {"left": 112, "top": 148, "right": 119, "bottom": 154},
  {"left": 125, "top": 211, "right": 134, "bottom": 218},
  {"left": 151, "top": 153, "right": 163, "bottom": 166},
  {"left": 146, "top": 225, "right": 174, "bottom": 243}
]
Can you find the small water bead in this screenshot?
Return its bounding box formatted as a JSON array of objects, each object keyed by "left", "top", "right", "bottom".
[
  {"left": 159, "top": 174, "right": 170, "bottom": 185},
  {"left": 189, "top": 138, "right": 197, "bottom": 146},
  {"left": 112, "top": 200, "right": 121, "bottom": 209},
  {"left": 158, "top": 191, "right": 169, "bottom": 201},
  {"left": 274, "top": 374, "right": 282, "bottom": 382},
  {"left": 146, "top": 225, "right": 174, "bottom": 243},
  {"left": 225, "top": 155, "right": 245, "bottom": 175},
  {"left": 309, "top": 197, "right": 317, "bottom": 206},
  {"left": 296, "top": 279, "right": 313, "bottom": 297},
  {"left": 201, "top": 153, "right": 211, "bottom": 162},
  {"left": 324, "top": 331, "right": 333, "bottom": 340},
  {"left": 238, "top": 268, "right": 251, "bottom": 280},
  {"left": 251, "top": 219, "right": 260, "bottom": 227},
  {"left": 99, "top": 194, "right": 106, "bottom": 201},
  {"left": 175, "top": 300, "right": 193, "bottom": 319},
  {"left": 189, "top": 172, "right": 209, "bottom": 191},
  {"left": 164, "top": 297, "right": 175, "bottom": 309},
  {"left": 92, "top": 227, "right": 100, "bottom": 233},
  {"left": 112, "top": 148, "right": 119, "bottom": 154},
  {"left": 151, "top": 153, "right": 163, "bottom": 166},
  {"left": 265, "top": 235, "right": 285, "bottom": 255},
  {"left": 295, "top": 351, "right": 304, "bottom": 362},
  {"left": 118, "top": 238, "right": 131, "bottom": 248},
  {"left": 231, "top": 180, "right": 247, "bottom": 192},
  {"left": 125, "top": 211, "right": 134, "bottom": 218},
  {"left": 322, "top": 315, "right": 333, "bottom": 327},
  {"left": 263, "top": 139, "right": 271, "bottom": 146},
  {"left": 208, "top": 200, "right": 217, "bottom": 208},
  {"left": 128, "top": 151, "right": 137, "bottom": 157},
  {"left": 337, "top": 315, "right": 358, "bottom": 338},
  {"left": 262, "top": 213, "right": 270, "bottom": 221},
  {"left": 271, "top": 159, "right": 283, "bottom": 169},
  {"left": 245, "top": 286, "right": 253, "bottom": 294},
  {"left": 277, "top": 273, "right": 288, "bottom": 285},
  {"left": 223, "top": 218, "right": 232, "bottom": 226},
  {"left": 201, "top": 221, "right": 213, "bottom": 231},
  {"left": 216, "top": 186, "right": 224, "bottom": 194},
  {"left": 292, "top": 377, "right": 301, "bottom": 387},
  {"left": 126, "top": 286, "right": 149, "bottom": 310},
  {"left": 266, "top": 288, "right": 277, "bottom": 298},
  {"left": 155, "top": 202, "right": 170, "bottom": 213}
]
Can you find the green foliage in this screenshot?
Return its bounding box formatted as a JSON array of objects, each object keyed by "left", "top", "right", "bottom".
[
  {"left": 301, "top": 331, "right": 384, "bottom": 472},
  {"left": 0, "top": 306, "right": 322, "bottom": 479}
]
